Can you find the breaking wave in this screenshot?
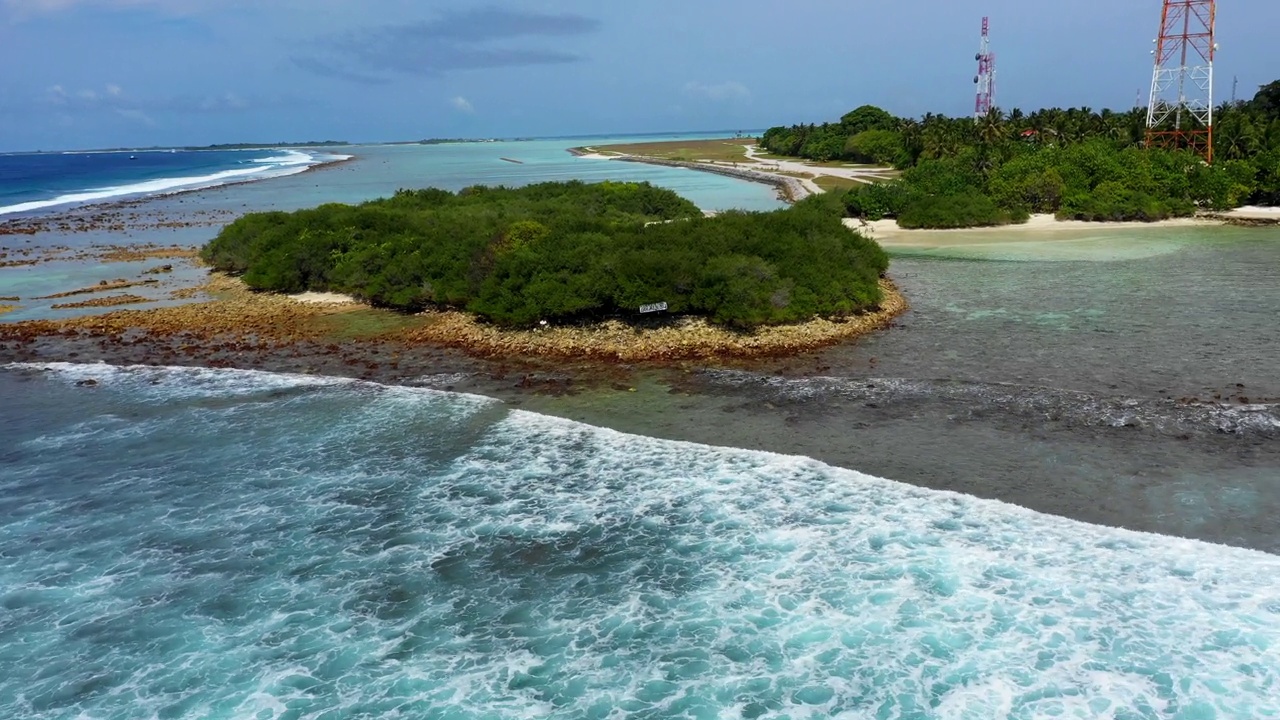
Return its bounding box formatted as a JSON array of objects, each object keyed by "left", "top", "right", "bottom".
[{"left": 1, "top": 363, "right": 1277, "bottom": 719}]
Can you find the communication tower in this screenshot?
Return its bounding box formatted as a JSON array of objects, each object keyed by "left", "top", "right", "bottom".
[
  {"left": 974, "top": 17, "right": 996, "bottom": 120},
  {"left": 1145, "top": 1, "right": 1217, "bottom": 162}
]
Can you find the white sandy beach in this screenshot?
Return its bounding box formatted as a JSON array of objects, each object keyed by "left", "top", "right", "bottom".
[
  {"left": 1225, "top": 205, "right": 1280, "bottom": 221},
  {"left": 847, "top": 214, "right": 1223, "bottom": 245}
]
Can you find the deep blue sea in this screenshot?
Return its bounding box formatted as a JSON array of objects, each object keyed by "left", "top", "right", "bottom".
[
  {"left": 2, "top": 363, "right": 1277, "bottom": 719},
  {"left": 0, "top": 148, "right": 346, "bottom": 216}
]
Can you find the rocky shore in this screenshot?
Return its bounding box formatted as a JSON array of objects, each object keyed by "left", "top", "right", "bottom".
[{"left": 0, "top": 272, "right": 907, "bottom": 365}]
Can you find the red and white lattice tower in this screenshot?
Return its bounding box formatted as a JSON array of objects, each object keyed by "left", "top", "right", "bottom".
[
  {"left": 1145, "top": 0, "right": 1217, "bottom": 162},
  {"left": 974, "top": 17, "right": 996, "bottom": 120}
]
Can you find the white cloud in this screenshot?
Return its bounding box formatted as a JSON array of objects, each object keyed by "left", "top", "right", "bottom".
[
  {"left": 683, "top": 80, "right": 750, "bottom": 102},
  {"left": 115, "top": 107, "right": 155, "bottom": 126},
  {"left": 198, "top": 92, "right": 246, "bottom": 111},
  {"left": 450, "top": 95, "right": 474, "bottom": 113},
  {"left": 43, "top": 83, "right": 117, "bottom": 107}
]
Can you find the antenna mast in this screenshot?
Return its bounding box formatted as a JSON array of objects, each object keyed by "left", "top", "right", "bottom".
[
  {"left": 1145, "top": 0, "right": 1217, "bottom": 162},
  {"left": 974, "top": 17, "right": 996, "bottom": 120}
]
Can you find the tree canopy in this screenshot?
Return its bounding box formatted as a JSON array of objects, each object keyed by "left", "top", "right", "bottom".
[
  {"left": 201, "top": 181, "right": 889, "bottom": 330},
  {"left": 761, "top": 81, "right": 1280, "bottom": 227}
]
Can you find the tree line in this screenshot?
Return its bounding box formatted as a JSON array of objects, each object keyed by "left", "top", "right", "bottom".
[
  {"left": 201, "top": 181, "right": 888, "bottom": 329},
  {"left": 760, "top": 81, "right": 1280, "bottom": 227}
]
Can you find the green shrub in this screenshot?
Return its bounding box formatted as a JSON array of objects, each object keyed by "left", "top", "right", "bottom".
[
  {"left": 898, "top": 193, "right": 1029, "bottom": 229},
  {"left": 202, "top": 181, "right": 889, "bottom": 330},
  {"left": 1057, "top": 181, "right": 1195, "bottom": 222},
  {"left": 843, "top": 183, "right": 914, "bottom": 220},
  {"left": 845, "top": 130, "right": 904, "bottom": 165}
]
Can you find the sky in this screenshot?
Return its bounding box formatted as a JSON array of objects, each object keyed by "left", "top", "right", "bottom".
[{"left": 2, "top": 0, "right": 1278, "bottom": 151}]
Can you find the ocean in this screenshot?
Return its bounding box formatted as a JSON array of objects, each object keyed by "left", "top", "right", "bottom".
[
  {"left": 2, "top": 363, "right": 1277, "bottom": 719},
  {"left": 2, "top": 135, "right": 1280, "bottom": 718},
  {"left": 0, "top": 148, "right": 348, "bottom": 217}
]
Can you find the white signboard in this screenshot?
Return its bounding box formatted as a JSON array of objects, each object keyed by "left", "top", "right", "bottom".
[{"left": 639, "top": 302, "right": 669, "bottom": 314}]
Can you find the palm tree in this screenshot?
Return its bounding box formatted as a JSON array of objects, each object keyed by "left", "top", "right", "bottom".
[
  {"left": 897, "top": 118, "right": 923, "bottom": 164},
  {"left": 978, "top": 108, "right": 1008, "bottom": 147}
]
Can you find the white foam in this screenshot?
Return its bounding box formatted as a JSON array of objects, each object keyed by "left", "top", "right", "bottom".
[
  {"left": 250, "top": 150, "right": 313, "bottom": 166},
  {"left": 0, "top": 150, "right": 338, "bottom": 217},
  {"left": 3, "top": 363, "right": 1278, "bottom": 718},
  {"left": 5, "top": 361, "right": 498, "bottom": 410}
]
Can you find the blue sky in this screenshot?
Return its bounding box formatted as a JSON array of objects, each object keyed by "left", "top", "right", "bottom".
[{"left": 2, "top": 0, "right": 1278, "bottom": 151}]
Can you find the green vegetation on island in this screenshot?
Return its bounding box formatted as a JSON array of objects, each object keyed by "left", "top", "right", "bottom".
[
  {"left": 760, "top": 81, "right": 1280, "bottom": 227},
  {"left": 202, "top": 181, "right": 888, "bottom": 329}
]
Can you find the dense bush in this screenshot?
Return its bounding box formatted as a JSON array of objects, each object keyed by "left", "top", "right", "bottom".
[
  {"left": 845, "top": 130, "right": 904, "bottom": 165},
  {"left": 762, "top": 81, "right": 1280, "bottom": 226},
  {"left": 202, "top": 181, "right": 889, "bottom": 330},
  {"left": 898, "top": 193, "right": 1029, "bottom": 229},
  {"left": 842, "top": 182, "right": 913, "bottom": 221},
  {"left": 1057, "top": 183, "right": 1195, "bottom": 222}
]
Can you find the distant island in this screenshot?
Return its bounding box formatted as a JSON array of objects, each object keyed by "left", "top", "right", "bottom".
[{"left": 12, "top": 141, "right": 351, "bottom": 155}]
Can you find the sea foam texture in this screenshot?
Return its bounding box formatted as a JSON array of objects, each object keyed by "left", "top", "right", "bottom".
[
  {"left": 0, "top": 150, "right": 347, "bottom": 216},
  {"left": 0, "top": 363, "right": 1277, "bottom": 719}
]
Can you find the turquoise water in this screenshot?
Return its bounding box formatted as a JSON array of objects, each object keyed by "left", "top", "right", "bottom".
[
  {"left": 2, "top": 363, "right": 1278, "bottom": 719},
  {"left": 0, "top": 133, "right": 784, "bottom": 322},
  {"left": 160, "top": 135, "right": 785, "bottom": 215}
]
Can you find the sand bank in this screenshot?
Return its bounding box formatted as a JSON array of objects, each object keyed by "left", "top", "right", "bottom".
[
  {"left": 849, "top": 214, "right": 1221, "bottom": 245},
  {"left": 1223, "top": 206, "right": 1280, "bottom": 223},
  {"left": 612, "top": 156, "right": 812, "bottom": 202}
]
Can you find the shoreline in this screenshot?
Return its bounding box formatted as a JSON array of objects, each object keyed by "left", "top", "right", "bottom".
[{"left": 0, "top": 272, "right": 908, "bottom": 363}]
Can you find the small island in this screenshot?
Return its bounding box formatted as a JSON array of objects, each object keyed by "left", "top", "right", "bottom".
[{"left": 194, "top": 180, "right": 903, "bottom": 359}]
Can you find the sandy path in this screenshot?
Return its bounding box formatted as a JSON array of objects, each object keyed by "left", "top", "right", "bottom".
[{"left": 742, "top": 145, "right": 896, "bottom": 186}]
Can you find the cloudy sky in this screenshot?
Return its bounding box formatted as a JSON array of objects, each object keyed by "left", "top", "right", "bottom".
[{"left": 2, "top": 0, "right": 1278, "bottom": 151}]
